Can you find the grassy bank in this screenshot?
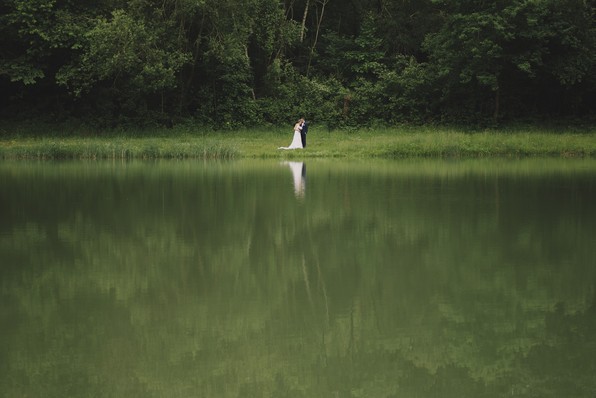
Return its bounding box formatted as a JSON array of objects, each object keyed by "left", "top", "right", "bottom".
[
  {"left": 0, "top": 136, "right": 238, "bottom": 160},
  {"left": 1, "top": 126, "right": 595, "bottom": 160}
]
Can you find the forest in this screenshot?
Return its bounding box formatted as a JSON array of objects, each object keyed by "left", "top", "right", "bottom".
[{"left": 1, "top": 0, "right": 594, "bottom": 129}]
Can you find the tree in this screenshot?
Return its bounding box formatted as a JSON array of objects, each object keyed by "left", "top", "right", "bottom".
[
  {"left": 0, "top": 0, "right": 115, "bottom": 117},
  {"left": 422, "top": 0, "right": 596, "bottom": 121},
  {"left": 0, "top": 0, "right": 594, "bottom": 126}
]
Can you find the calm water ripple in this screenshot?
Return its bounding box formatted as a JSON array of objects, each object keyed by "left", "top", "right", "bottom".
[{"left": 1, "top": 159, "right": 595, "bottom": 397}]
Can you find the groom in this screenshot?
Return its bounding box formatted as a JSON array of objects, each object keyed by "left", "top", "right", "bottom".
[{"left": 300, "top": 119, "right": 308, "bottom": 148}]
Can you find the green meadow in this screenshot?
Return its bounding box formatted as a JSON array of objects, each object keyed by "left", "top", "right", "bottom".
[{"left": 1, "top": 126, "right": 595, "bottom": 160}]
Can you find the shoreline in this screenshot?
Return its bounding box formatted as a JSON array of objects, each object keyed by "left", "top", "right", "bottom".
[{"left": 1, "top": 127, "right": 595, "bottom": 160}]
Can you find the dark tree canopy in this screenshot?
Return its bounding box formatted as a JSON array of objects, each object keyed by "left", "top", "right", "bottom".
[{"left": 0, "top": 0, "right": 594, "bottom": 128}]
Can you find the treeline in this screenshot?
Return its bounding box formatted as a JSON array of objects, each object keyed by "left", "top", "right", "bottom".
[{"left": 1, "top": 0, "right": 594, "bottom": 128}]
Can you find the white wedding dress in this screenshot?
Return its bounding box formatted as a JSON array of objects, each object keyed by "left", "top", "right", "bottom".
[{"left": 278, "top": 130, "right": 303, "bottom": 150}]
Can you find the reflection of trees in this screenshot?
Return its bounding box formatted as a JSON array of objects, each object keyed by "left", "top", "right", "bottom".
[{"left": 1, "top": 160, "right": 595, "bottom": 397}]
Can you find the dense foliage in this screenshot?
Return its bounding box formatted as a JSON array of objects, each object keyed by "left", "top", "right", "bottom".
[{"left": 1, "top": 0, "right": 594, "bottom": 128}]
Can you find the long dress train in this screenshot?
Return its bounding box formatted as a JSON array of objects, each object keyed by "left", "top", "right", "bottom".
[{"left": 278, "top": 130, "right": 303, "bottom": 150}]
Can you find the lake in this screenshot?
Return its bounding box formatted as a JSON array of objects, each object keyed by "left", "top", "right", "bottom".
[{"left": 1, "top": 158, "right": 595, "bottom": 397}]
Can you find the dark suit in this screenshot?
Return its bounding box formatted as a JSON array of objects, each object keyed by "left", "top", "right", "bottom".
[{"left": 300, "top": 121, "right": 308, "bottom": 148}]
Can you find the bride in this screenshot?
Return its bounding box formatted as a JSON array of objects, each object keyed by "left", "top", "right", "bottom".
[{"left": 278, "top": 118, "right": 304, "bottom": 150}]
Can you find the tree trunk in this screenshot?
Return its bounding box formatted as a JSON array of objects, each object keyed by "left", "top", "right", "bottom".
[
  {"left": 244, "top": 44, "right": 256, "bottom": 100},
  {"left": 285, "top": 0, "right": 296, "bottom": 19},
  {"left": 493, "top": 86, "right": 500, "bottom": 122},
  {"left": 307, "top": 0, "right": 329, "bottom": 75},
  {"left": 300, "top": 0, "right": 310, "bottom": 42}
]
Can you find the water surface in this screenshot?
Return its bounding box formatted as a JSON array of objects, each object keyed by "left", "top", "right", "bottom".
[{"left": 1, "top": 158, "right": 595, "bottom": 397}]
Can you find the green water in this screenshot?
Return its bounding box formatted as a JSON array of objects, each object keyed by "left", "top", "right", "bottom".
[{"left": 1, "top": 159, "right": 595, "bottom": 397}]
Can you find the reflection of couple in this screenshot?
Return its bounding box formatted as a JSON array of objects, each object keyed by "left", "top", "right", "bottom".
[
  {"left": 278, "top": 118, "right": 308, "bottom": 150},
  {"left": 285, "top": 161, "right": 306, "bottom": 198}
]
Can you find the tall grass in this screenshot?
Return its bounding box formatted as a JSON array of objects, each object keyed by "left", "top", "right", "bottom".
[
  {"left": 1, "top": 125, "right": 594, "bottom": 159},
  {"left": 0, "top": 137, "right": 239, "bottom": 160}
]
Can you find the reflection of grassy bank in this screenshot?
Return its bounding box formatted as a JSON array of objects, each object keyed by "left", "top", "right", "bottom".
[
  {"left": 1, "top": 126, "right": 595, "bottom": 159},
  {"left": 1, "top": 160, "right": 595, "bottom": 396}
]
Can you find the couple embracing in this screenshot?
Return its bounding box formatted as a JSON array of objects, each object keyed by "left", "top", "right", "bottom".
[{"left": 278, "top": 118, "right": 308, "bottom": 150}]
